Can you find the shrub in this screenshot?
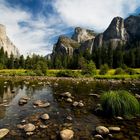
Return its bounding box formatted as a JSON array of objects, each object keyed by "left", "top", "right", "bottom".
[
  {"left": 114, "top": 68, "right": 125, "bottom": 75},
  {"left": 99, "top": 64, "right": 109, "bottom": 75},
  {"left": 101, "top": 90, "right": 140, "bottom": 117},
  {"left": 56, "top": 70, "right": 80, "bottom": 77},
  {"left": 82, "top": 60, "right": 96, "bottom": 75},
  {"left": 125, "top": 68, "right": 137, "bottom": 75}
]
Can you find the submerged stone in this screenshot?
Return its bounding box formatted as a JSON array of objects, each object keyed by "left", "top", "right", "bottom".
[
  {"left": 0, "top": 128, "right": 9, "bottom": 139},
  {"left": 60, "top": 129, "right": 74, "bottom": 140},
  {"left": 40, "top": 113, "right": 50, "bottom": 120},
  {"left": 94, "top": 134, "right": 103, "bottom": 139},
  {"left": 24, "top": 123, "right": 35, "bottom": 132},
  {"left": 108, "top": 127, "right": 121, "bottom": 132},
  {"left": 96, "top": 126, "right": 109, "bottom": 135}
]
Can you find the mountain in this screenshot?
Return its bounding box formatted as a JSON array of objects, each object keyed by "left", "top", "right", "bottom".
[
  {"left": 50, "top": 14, "right": 140, "bottom": 59},
  {"left": 94, "top": 17, "right": 129, "bottom": 49},
  {"left": 52, "top": 35, "right": 80, "bottom": 57},
  {"left": 0, "top": 24, "right": 19, "bottom": 57}
]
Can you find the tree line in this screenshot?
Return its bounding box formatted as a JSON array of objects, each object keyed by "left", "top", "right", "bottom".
[
  {"left": 51, "top": 43, "right": 140, "bottom": 69},
  {"left": 0, "top": 47, "right": 48, "bottom": 75},
  {"left": 0, "top": 42, "right": 140, "bottom": 71}
]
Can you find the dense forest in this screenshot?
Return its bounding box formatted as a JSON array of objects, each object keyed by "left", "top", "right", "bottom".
[
  {"left": 51, "top": 43, "right": 140, "bottom": 69},
  {"left": 0, "top": 43, "right": 140, "bottom": 72}
]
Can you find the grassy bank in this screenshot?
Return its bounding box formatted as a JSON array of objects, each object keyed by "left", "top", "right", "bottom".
[{"left": 0, "top": 69, "right": 140, "bottom": 79}]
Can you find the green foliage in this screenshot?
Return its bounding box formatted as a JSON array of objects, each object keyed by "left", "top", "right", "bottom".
[
  {"left": 114, "top": 68, "right": 125, "bottom": 75},
  {"left": 99, "top": 64, "right": 109, "bottom": 75},
  {"left": 33, "top": 61, "right": 47, "bottom": 76},
  {"left": 0, "top": 63, "right": 4, "bottom": 70},
  {"left": 101, "top": 90, "right": 140, "bottom": 117},
  {"left": 82, "top": 60, "right": 96, "bottom": 75},
  {"left": 56, "top": 70, "right": 80, "bottom": 77},
  {"left": 125, "top": 68, "right": 137, "bottom": 75}
]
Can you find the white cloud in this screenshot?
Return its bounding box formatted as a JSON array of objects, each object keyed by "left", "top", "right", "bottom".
[
  {"left": 54, "top": 0, "right": 140, "bottom": 31},
  {"left": 0, "top": 0, "right": 67, "bottom": 56},
  {"left": 0, "top": 0, "right": 139, "bottom": 56}
]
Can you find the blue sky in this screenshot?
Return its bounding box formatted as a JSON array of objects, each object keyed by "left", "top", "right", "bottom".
[{"left": 0, "top": 0, "right": 140, "bottom": 56}]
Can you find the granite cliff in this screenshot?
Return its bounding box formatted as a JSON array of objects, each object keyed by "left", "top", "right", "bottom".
[
  {"left": 0, "top": 24, "right": 19, "bottom": 57},
  {"left": 50, "top": 14, "right": 140, "bottom": 59}
]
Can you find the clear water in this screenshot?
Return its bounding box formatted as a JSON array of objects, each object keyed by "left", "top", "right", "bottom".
[{"left": 0, "top": 78, "right": 139, "bottom": 139}]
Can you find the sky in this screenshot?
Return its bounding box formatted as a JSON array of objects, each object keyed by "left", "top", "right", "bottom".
[{"left": 0, "top": 0, "right": 140, "bottom": 56}]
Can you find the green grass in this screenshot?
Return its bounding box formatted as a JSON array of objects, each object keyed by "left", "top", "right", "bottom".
[
  {"left": 0, "top": 68, "right": 140, "bottom": 79},
  {"left": 101, "top": 90, "right": 140, "bottom": 117}
]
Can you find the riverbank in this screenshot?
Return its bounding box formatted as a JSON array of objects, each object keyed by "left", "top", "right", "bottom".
[{"left": 0, "top": 69, "right": 140, "bottom": 80}]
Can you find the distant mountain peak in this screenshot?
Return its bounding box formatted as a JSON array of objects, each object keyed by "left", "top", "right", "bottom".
[{"left": 0, "top": 24, "right": 19, "bottom": 57}]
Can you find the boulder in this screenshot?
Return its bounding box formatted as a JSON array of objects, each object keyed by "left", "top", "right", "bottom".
[
  {"left": 24, "top": 123, "right": 35, "bottom": 132},
  {"left": 72, "top": 101, "right": 79, "bottom": 107},
  {"left": 33, "top": 100, "right": 50, "bottom": 108},
  {"left": 96, "top": 126, "right": 109, "bottom": 135},
  {"left": 94, "top": 134, "right": 103, "bottom": 139},
  {"left": 108, "top": 127, "right": 121, "bottom": 132},
  {"left": 60, "top": 129, "right": 74, "bottom": 140},
  {"left": 0, "top": 128, "right": 9, "bottom": 139},
  {"left": 18, "top": 99, "right": 28, "bottom": 105},
  {"left": 66, "top": 98, "right": 73, "bottom": 103},
  {"left": 61, "top": 92, "right": 72, "bottom": 98},
  {"left": 40, "top": 114, "right": 50, "bottom": 120}
]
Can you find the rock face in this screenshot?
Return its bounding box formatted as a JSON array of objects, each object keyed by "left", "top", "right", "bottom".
[
  {"left": 125, "top": 15, "right": 140, "bottom": 42},
  {"left": 50, "top": 14, "right": 140, "bottom": 59},
  {"left": 103, "top": 17, "right": 128, "bottom": 41},
  {"left": 52, "top": 36, "right": 80, "bottom": 56},
  {"left": 72, "top": 27, "right": 95, "bottom": 43},
  {"left": 51, "top": 27, "right": 96, "bottom": 58},
  {"left": 94, "top": 17, "right": 129, "bottom": 49},
  {"left": 0, "top": 24, "right": 19, "bottom": 57}
]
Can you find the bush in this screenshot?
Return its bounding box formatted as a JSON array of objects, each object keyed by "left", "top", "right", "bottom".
[
  {"left": 101, "top": 90, "right": 140, "bottom": 117},
  {"left": 82, "top": 60, "right": 96, "bottom": 75},
  {"left": 56, "top": 70, "right": 80, "bottom": 77},
  {"left": 99, "top": 64, "right": 109, "bottom": 75},
  {"left": 114, "top": 68, "right": 125, "bottom": 75},
  {"left": 33, "top": 61, "right": 47, "bottom": 76},
  {"left": 125, "top": 68, "right": 137, "bottom": 75}
]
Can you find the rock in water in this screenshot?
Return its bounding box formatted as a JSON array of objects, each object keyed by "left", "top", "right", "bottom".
[
  {"left": 108, "top": 127, "right": 121, "bottom": 132},
  {"left": 96, "top": 126, "right": 109, "bottom": 135},
  {"left": 0, "top": 128, "right": 9, "bottom": 139},
  {"left": 94, "top": 134, "right": 103, "bottom": 139},
  {"left": 40, "top": 114, "right": 50, "bottom": 120},
  {"left": 66, "top": 98, "right": 73, "bottom": 103},
  {"left": 18, "top": 99, "right": 28, "bottom": 105},
  {"left": 60, "top": 129, "right": 74, "bottom": 140},
  {"left": 24, "top": 123, "right": 35, "bottom": 132},
  {"left": 33, "top": 100, "right": 50, "bottom": 107}
]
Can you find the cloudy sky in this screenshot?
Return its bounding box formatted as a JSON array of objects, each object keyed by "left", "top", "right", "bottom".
[{"left": 0, "top": 0, "right": 140, "bottom": 56}]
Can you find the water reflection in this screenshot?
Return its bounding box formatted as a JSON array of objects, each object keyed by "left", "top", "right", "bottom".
[{"left": 0, "top": 79, "right": 139, "bottom": 139}]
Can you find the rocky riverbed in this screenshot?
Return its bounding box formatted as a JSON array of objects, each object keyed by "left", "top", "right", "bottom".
[{"left": 0, "top": 77, "right": 139, "bottom": 139}]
